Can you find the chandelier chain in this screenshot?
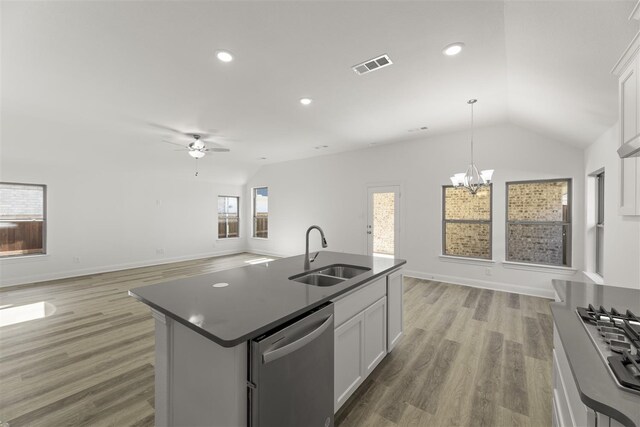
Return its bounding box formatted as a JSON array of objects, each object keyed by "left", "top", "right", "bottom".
[
  {"left": 470, "top": 101, "right": 474, "bottom": 165},
  {"left": 449, "top": 98, "right": 493, "bottom": 195}
]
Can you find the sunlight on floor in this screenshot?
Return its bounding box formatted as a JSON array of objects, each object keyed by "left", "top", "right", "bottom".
[
  {"left": 0, "top": 301, "right": 56, "bottom": 327},
  {"left": 244, "top": 257, "right": 275, "bottom": 265}
]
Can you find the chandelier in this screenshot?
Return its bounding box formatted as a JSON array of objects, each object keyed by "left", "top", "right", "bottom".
[{"left": 449, "top": 99, "right": 493, "bottom": 195}]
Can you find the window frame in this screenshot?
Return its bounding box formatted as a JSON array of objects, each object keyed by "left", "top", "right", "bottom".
[
  {"left": 441, "top": 184, "right": 493, "bottom": 261},
  {"left": 252, "top": 186, "right": 269, "bottom": 239},
  {"left": 595, "top": 171, "right": 605, "bottom": 277},
  {"left": 217, "top": 195, "right": 240, "bottom": 240},
  {"left": 0, "top": 182, "right": 47, "bottom": 258},
  {"left": 505, "top": 178, "right": 572, "bottom": 267}
]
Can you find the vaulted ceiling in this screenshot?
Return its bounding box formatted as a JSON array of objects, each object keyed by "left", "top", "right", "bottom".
[{"left": 1, "top": 1, "right": 637, "bottom": 173}]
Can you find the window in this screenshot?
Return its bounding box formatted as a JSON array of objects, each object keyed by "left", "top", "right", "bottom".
[
  {"left": 252, "top": 187, "right": 268, "bottom": 238},
  {"left": 595, "top": 171, "right": 605, "bottom": 276},
  {"left": 506, "top": 179, "right": 571, "bottom": 267},
  {"left": 217, "top": 196, "right": 239, "bottom": 239},
  {"left": 442, "top": 185, "right": 492, "bottom": 259},
  {"left": 0, "top": 183, "right": 46, "bottom": 257}
]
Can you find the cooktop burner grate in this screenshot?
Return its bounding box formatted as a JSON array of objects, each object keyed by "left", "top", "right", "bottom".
[{"left": 576, "top": 305, "right": 640, "bottom": 395}]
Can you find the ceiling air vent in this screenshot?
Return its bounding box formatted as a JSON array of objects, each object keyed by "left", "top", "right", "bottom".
[{"left": 352, "top": 54, "right": 393, "bottom": 75}]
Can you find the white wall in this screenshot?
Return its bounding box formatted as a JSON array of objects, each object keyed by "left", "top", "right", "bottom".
[
  {"left": 0, "top": 161, "right": 246, "bottom": 286},
  {"left": 246, "top": 124, "right": 585, "bottom": 298},
  {"left": 0, "top": 157, "right": 250, "bottom": 287},
  {"left": 0, "top": 106, "right": 260, "bottom": 287},
  {"left": 584, "top": 124, "right": 640, "bottom": 289}
]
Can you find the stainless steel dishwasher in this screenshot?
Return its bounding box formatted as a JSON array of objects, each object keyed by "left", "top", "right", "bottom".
[{"left": 249, "top": 302, "right": 334, "bottom": 427}]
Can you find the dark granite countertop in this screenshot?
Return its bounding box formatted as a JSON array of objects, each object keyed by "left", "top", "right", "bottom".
[
  {"left": 129, "top": 251, "right": 405, "bottom": 347},
  {"left": 551, "top": 280, "right": 640, "bottom": 427}
]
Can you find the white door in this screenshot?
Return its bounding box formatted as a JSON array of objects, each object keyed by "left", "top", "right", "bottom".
[{"left": 367, "top": 186, "right": 400, "bottom": 257}]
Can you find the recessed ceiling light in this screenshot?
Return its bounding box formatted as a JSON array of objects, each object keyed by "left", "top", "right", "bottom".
[
  {"left": 300, "top": 98, "right": 313, "bottom": 106},
  {"left": 216, "top": 50, "right": 234, "bottom": 62},
  {"left": 442, "top": 42, "right": 465, "bottom": 56}
]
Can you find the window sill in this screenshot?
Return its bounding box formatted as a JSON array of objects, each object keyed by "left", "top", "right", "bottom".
[
  {"left": 216, "top": 237, "right": 241, "bottom": 241},
  {"left": 0, "top": 253, "right": 49, "bottom": 263},
  {"left": 439, "top": 255, "right": 496, "bottom": 266},
  {"left": 502, "top": 261, "right": 576, "bottom": 275},
  {"left": 583, "top": 271, "right": 604, "bottom": 285},
  {"left": 251, "top": 237, "right": 269, "bottom": 240}
]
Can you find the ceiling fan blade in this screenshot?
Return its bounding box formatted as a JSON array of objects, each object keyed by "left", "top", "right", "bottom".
[
  {"left": 149, "top": 122, "right": 187, "bottom": 135},
  {"left": 186, "top": 132, "right": 213, "bottom": 140},
  {"left": 205, "top": 148, "right": 231, "bottom": 152},
  {"left": 151, "top": 123, "right": 212, "bottom": 139},
  {"left": 163, "top": 139, "right": 186, "bottom": 147}
]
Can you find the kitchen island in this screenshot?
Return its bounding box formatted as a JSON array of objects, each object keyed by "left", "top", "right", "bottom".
[
  {"left": 551, "top": 280, "right": 640, "bottom": 427},
  {"left": 129, "top": 251, "right": 406, "bottom": 427}
]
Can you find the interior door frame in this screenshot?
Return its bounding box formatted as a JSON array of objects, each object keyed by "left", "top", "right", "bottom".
[{"left": 365, "top": 182, "right": 402, "bottom": 258}]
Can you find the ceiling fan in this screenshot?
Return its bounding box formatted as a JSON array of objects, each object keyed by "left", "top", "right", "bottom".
[{"left": 163, "top": 134, "right": 231, "bottom": 159}]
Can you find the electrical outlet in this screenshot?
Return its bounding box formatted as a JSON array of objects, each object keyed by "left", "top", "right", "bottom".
[
  {"left": 72, "top": 256, "right": 80, "bottom": 264},
  {"left": 156, "top": 248, "right": 165, "bottom": 255},
  {"left": 485, "top": 267, "right": 492, "bottom": 276}
]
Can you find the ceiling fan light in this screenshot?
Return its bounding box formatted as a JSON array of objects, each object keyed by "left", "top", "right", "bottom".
[
  {"left": 191, "top": 140, "right": 205, "bottom": 150},
  {"left": 189, "top": 150, "right": 205, "bottom": 159}
]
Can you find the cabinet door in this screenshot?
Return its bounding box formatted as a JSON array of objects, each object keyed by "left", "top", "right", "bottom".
[
  {"left": 364, "top": 297, "right": 387, "bottom": 375},
  {"left": 619, "top": 57, "right": 640, "bottom": 215},
  {"left": 620, "top": 58, "right": 638, "bottom": 145},
  {"left": 387, "top": 271, "right": 403, "bottom": 351},
  {"left": 621, "top": 157, "right": 638, "bottom": 215},
  {"left": 334, "top": 312, "right": 364, "bottom": 412}
]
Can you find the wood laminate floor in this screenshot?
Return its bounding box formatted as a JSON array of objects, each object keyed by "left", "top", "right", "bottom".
[
  {"left": 335, "top": 277, "right": 553, "bottom": 427},
  {"left": 0, "top": 253, "right": 272, "bottom": 427},
  {"left": 1, "top": 256, "right": 553, "bottom": 427}
]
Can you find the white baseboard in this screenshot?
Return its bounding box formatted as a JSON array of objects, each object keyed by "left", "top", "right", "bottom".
[
  {"left": 403, "top": 269, "right": 556, "bottom": 299},
  {"left": 0, "top": 249, "right": 247, "bottom": 288}
]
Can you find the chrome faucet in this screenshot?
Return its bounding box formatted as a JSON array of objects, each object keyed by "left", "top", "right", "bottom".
[{"left": 304, "top": 225, "right": 328, "bottom": 270}]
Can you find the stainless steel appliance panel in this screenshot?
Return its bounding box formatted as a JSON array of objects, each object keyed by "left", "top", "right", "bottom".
[{"left": 250, "top": 303, "right": 334, "bottom": 427}]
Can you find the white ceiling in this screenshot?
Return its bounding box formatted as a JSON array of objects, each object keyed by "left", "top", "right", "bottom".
[{"left": 1, "top": 1, "right": 637, "bottom": 171}]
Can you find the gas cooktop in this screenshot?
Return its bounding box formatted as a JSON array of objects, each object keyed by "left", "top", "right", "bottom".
[{"left": 577, "top": 305, "right": 640, "bottom": 395}]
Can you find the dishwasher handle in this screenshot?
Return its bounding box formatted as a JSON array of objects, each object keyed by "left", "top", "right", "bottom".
[{"left": 262, "top": 314, "right": 333, "bottom": 364}]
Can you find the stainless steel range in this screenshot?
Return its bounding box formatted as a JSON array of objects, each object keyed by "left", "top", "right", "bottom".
[{"left": 577, "top": 305, "right": 640, "bottom": 395}]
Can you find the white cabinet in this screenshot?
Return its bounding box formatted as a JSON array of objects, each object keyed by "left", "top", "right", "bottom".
[
  {"left": 613, "top": 32, "right": 640, "bottom": 216},
  {"left": 363, "top": 297, "right": 387, "bottom": 375},
  {"left": 386, "top": 270, "right": 403, "bottom": 351},
  {"left": 334, "top": 296, "right": 387, "bottom": 412},
  {"left": 334, "top": 311, "right": 365, "bottom": 411},
  {"left": 332, "top": 270, "right": 404, "bottom": 412}
]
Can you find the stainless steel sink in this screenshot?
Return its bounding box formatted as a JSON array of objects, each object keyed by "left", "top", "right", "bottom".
[
  {"left": 289, "top": 264, "right": 370, "bottom": 287},
  {"left": 316, "top": 265, "right": 370, "bottom": 279},
  {"left": 292, "top": 274, "right": 346, "bottom": 287}
]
